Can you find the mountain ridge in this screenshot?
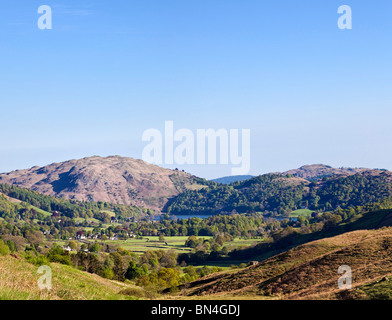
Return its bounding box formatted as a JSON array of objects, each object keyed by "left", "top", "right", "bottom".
[
  {"left": 167, "top": 167, "right": 392, "bottom": 215},
  {"left": 211, "top": 175, "right": 254, "bottom": 184},
  {"left": 1, "top": 157, "right": 390, "bottom": 214},
  {"left": 282, "top": 164, "right": 372, "bottom": 181},
  {"left": 0, "top": 155, "right": 207, "bottom": 212}
]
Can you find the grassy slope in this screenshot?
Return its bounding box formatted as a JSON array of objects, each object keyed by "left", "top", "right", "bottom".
[
  {"left": 174, "top": 227, "right": 392, "bottom": 300},
  {"left": 0, "top": 255, "right": 139, "bottom": 300},
  {"left": 1, "top": 192, "right": 52, "bottom": 218}
]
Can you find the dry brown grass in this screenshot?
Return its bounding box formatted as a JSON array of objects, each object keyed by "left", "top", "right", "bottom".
[{"left": 172, "top": 228, "right": 392, "bottom": 300}]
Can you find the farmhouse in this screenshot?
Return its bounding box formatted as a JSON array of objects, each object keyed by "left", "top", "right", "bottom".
[{"left": 76, "top": 230, "right": 86, "bottom": 240}]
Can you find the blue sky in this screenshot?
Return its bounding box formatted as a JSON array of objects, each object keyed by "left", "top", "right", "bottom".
[{"left": 1, "top": 0, "right": 391, "bottom": 179}]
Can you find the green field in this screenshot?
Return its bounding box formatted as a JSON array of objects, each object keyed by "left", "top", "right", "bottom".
[
  {"left": 0, "top": 255, "right": 139, "bottom": 300},
  {"left": 230, "top": 238, "right": 263, "bottom": 247},
  {"left": 187, "top": 260, "right": 250, "bottom": 271},
  {"left": 100, "top": 210, "right": 116, "bottom": 217},
  {"left": 30, "top": 205, "right": 52, "bottom": 217},
  {"left": 101, "top": 236, "right": 263, "bottom": 255},
  {"left": 56, "top": 235, "right": 263, "bottom": 257},
  {"left": 289, "top": 208, "right": 314, "bottom": 217},
  {"left": 71, "top": 236, "right": 199, "bottom": 255},
  {"left": 74, "top": 217, "right": 101, "bottom": 224},
  {"left": 108, "top": 236, "right": 196, "bottom": 254}
]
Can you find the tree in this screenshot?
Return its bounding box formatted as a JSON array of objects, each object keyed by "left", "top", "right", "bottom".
[
  {"left": 184, "top": 265, "right": 197, "bottom": 280},
  {"left": 160, "top": 250, "right": 177, "bottom": 268},
  {"left": 6, "top": 240, "right": 17, "bottom": 253},
  {"left": 67, "top": 240, "right": 78, "bottom": 251},
  {"left": 214, "top": 234, "right": 226, "bottom": 246},
  {"left": 89, "top": 243, "right": 101, "bottom": 253},
  {"left": 101, "top": 267, "right": 114, "bottom": 279},
  {"left": 110, "top": 252, "right": 126, "bottom": 281},
  {"left": 47, "top": 245, "right": 72, "bottom": 265},
  {"left": 185, "top": 236, "right": 199, "bottom": 248},
  {"left": 25, "top": 230, "right": 44, "bottom": 247},
  {"left": 0, "top": 240, "right": 10, "bottom": 256},
  {"left": 158, "top": 268, "right": 180, "bottom": 288},
  {"left": 125, "top": 261, "right": 147, "bottom": 280},
  {"left": 220, "top": 246, "right": 229, "bottom": 256}
]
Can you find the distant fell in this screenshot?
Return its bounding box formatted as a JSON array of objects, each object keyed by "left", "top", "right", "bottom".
[
  {"left": 0, "top": 155, "right": 206, "bottom": 211},
  {"left": 168, "top": 167, "right": 392, "bottom": 215},
  {"left": 211, "top": 175, "right": 254, "bottom": 184},
  {"left": 283, "top": 164, "right": 369, "bottom": 181}
]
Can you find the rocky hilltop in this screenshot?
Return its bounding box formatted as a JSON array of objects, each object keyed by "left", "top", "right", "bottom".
[
  {"left": 0, "top": 155, "right": 205, "bottom": 211},
  {"left": 283, "top": 164, "right": 369, "bottom": 181}
]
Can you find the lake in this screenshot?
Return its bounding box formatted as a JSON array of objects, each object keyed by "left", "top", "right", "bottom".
[
  {"left": 152, "top": 214, "right": 297, "bottom": 221},
  {"left": 153, "top": 214, "right": 214, "bottom": 221},
  {"left": 273, "top": 217, "right": 298, "bottom": 221}
]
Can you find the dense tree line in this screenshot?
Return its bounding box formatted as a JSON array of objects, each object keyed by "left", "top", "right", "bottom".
[
  {"left": 167, "top": 172, "right": 392, "bottom": 216},
  {"left": 0, "top": 192, "right": 270, "bottom": 242},
  {"left": 130, "top": 214, "right": 267, "bottom": 238},
  {"left": 22, "top": 240, "right": 224, "bottom": 293},
  {"left": 0, "top": 183, "right": 151, "bottom": 221},
  {"left": 167, "top": 174, "right": 308, "bottom": 215},
  {"left": 227, "top": 196, "right": 392, "bottom": 260}
]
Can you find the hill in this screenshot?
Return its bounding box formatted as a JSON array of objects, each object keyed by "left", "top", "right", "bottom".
[
  {"left": 2, "top": 159, "right": 391, "bottom": 216},
  {"left": 210, "top": 164, "right": 362, "bottom": 184},
  {"left": 167, "top": 168, "right": 392, "bottom": 215},
  {"left": 168, "top": 174, "right": 309, "bottom": 215},
  {"left": 0, "top": 183, "right": 149, "bottom": 221},
  {"left": 2, "top": 180, "right": 392, "bottom": 300},
  {"left": 283, "top": 164, "right": 369, "bottom": 181},
  {"left": 226, "top": 197, "right": 392, "bottom": 262},
  {"left": 211, "top": 175, "right": 254, "bottom": 184},
  {"left": 0, "top": 155, "right": 208, "bottom": 212},
  {"left": 175, "top": 227, "right": 392, "bottom": 300},
  {"left": 0, "top": 254, "right": 142, "bottom": 300}
]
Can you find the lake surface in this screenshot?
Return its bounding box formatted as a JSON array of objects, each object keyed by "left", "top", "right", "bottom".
[
  {"left": 153, "top": 214, "right": 214, "bottom": 221},
  {"left": 153, "top": 214, "right": 297, "bottom": 221},
  {"left": 273, "top": 217, "right": 298, "bottom": 221}
]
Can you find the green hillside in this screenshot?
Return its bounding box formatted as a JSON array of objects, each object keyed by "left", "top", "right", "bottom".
[
  {"left": 0, "top": 254, "right": 141, "bottom": 300},
  {"left": 167, "top": 170, "right": 392, "bottom": 216}
]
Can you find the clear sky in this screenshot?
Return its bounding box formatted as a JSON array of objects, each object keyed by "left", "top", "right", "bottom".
[{"left": 1, "top": 0, "right": 391, "bottom": 179}]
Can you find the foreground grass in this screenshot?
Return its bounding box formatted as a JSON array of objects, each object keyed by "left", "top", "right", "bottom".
[
  {"left": 356, "top": 278, "right": 392, "bottom": 300},
  {"left": 0, "top": 255, "right": 139, "bottom": 300},
  {"left": 172, "top": 228, "right": 392, "bottom": 300}
]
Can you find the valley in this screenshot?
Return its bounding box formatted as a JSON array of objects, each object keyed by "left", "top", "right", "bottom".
[{"left": 1, "top": 157, "right": 392, "bottom": 300}]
